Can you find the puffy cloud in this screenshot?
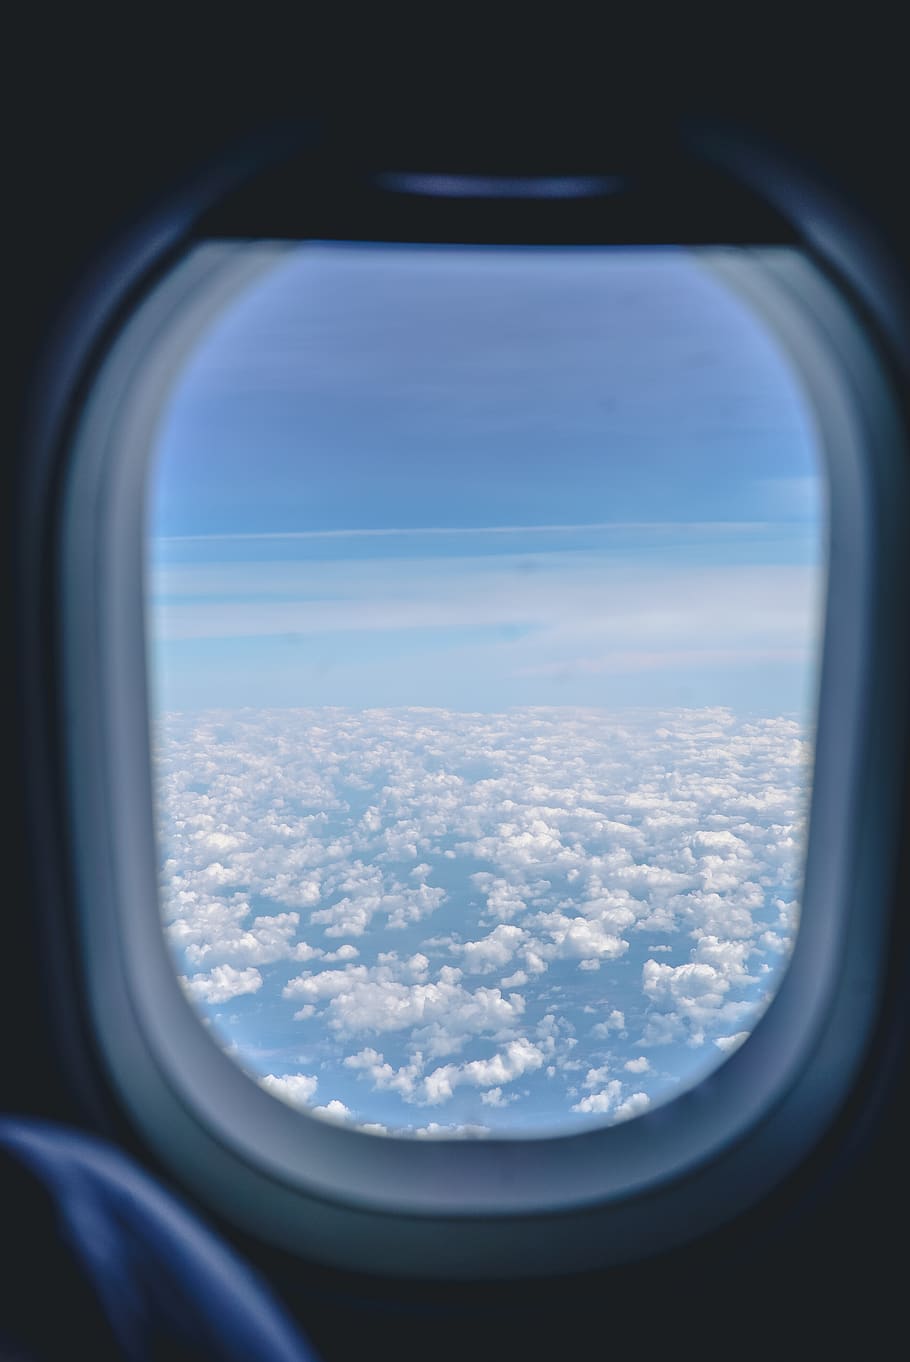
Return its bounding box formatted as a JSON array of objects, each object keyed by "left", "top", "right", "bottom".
[
  {"left": 414, "top": 1124, "right": 490, "bottom": 1139},
  {"left": 181, "top": 963, "right": 262, "bottom": 1003},
  {"left": 532, "top": 911, "right": 630, "bottom": 963},
  {"left": 572, "top": 1082, "right": 623, "bottom": 1113},
  {"left": 582, "top": 1064, "right": 613, "bottom": 1090},
  {"left": 469, "top": 875, "right": 528, "bottom": 922},
  {"left": 287, "top": 953, "right": 526, "bottom": 1050},
  {"left": 459, "top": 924, "right": 527, "bottom": 974},
  {"left": 714, "top": 1031, "right": 750, "bottom": 1053},
  {"left": 259, "top": 1072, "right": 318, "bottom": 1107},
  {"left": 570, "top": 1085, "right": 650, "bottom": 1122},
  {"left": 591, "top": 1009, "right": 626, "bottom": 1039},
  {"left": 420, "top": 1038, "right": 546, "bottom": 1106},
  {"left": 284, "top": 964, "right": 370, "bottom": 1001},
  {"left": 324, "top": 943, "right": 360, "bottom": 962},
  {"left": 309, "top": 863, "right": 447, "bottom": 937},
  {"left": 624, "top": 1056, "right": 651, "bottom": 1073},
  {"left": 156, "top": 705, "right": 810, "bottom": 1134},
  {"left": 312, "top": 1100, "right": 354, "bottom": 1124},
  {"left": 641, "top": 934, "right": 757, "bottom": 1043},
  {"left": 343, "top": 1047, "right": 424, "bottom": 1099},
  {"left": 169, "top": 901, "right": 314, "bottom": 970},
  {"left": 344, "top": 1038, "right": 545, "bottom": 1107},
  {"left": 614, "top": 1092, "right": 651, "bottom": 1121},
  {"left": 480, "top": 1086, "right": 519, "bottom": 1107}
]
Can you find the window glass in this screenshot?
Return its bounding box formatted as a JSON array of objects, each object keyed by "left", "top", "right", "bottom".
[{"left": 147, "top": 244, "right": 824, "bottom": 1137}]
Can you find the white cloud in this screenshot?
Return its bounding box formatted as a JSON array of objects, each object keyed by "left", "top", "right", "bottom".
[
  {"left": 613, "top": 1092, "right": 651, "bottom": 1122},
  {"left": 572, "top": 1082, "right": 623, "bottom": 1113},
  {"left": 287, "top": 954, "right": 527, "bottom": 1051},
  {"left": 469, "top": 874, "right": 528, "bottom": 922},
  {"left": 157, "top": 705, "right": 810, "bottom": 1135},
  {"left": 459, "top": 924, "right": 526, "bottom": 974},
  {"left": 283, "top": 964, "right": 371, "bottom": 1002},
  {"left": 714, "top": 1031, "right": 750, "bottom": 1053},
  {"left": 323, "top": 943, "right": 360, "bottom": 962},
  {"left": 309, "top": 866, "right": 447, "bottom": 937},
  {"left": 591, "top": 1009, "right": 626, "bottom": 1039},
  {"left": 640, "top": 934, "right": 760, "bottom": 1044},
  {"left": 259, "top": 1072, "right": 318, "bottom": 1107},
  {"left": 533, "top": 912, "right": 630, "bottom": 962},
  {"left": 343, "top": 1047, "right": 424, "bottom": 1099},
  {"left": 344, "top": 1038, "right": 545, "bottom": 1107},
  {"left": 480, "top": 1086, "right": 519, "bottom": 1108},
  {"left": 624, "top": 1056, "right": 651, "bottom": 1074},
  {"left": 419, "top": 1038, "right": 546, "bottom": 1106},
  {"left": 181, "top": 963, "right": 262, "bottom": 1003},
  {"left": 312, "top": 1099, "right": 354, "bottom": 1124}
]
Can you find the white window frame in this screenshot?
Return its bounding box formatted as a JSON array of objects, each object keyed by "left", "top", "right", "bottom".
[{"left": 57, "top": 222, "right": 909, "bottom": 1277}]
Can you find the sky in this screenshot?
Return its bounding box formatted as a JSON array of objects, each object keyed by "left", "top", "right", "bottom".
[
  {"left": 146, "top": 243, "right": 824, "bottom": 1136},
  {"left": 149, "top": 243, "right": 824, "bottom": 716}
]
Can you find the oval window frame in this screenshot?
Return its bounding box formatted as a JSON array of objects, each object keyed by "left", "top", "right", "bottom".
[{"left": 53, "top": 148, "right": 910, "bottom": 1278}]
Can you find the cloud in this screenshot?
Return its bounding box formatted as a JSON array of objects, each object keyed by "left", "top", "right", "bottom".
[
  {"left": 459, "top": 924, "right": 527, "bottom": 974},
  {"left": 259, "top": 1072, "right": 318, "bottom": 1107},
  {"left": 151, "top": 559, "right": 817, "bottom": 676},
  {"left": 414, "top": 1124, "right": 490, "bottom": 1139},
  {"left": 641, "top": 935, "right": 758, "bottom": 1043},
  {"left": 480, "top": 1087, "right": 519, "bottom": 1107},
  {"left": 155, "top": 519, "right": 777, "bottom": 548},
  {"left": 312, "top": 1099, "right": 354, "bottom": 1124},
  {"left": 343, "top": 1048, "right": 424, "bottom": 1099},
  {"left": 714, "top": 1031, "right": 750, "bottom": 1053},
  {"left": 343, "top": 1038, "right": 545, "bottom": 1108},
  {"left": 532, "top": 911, "right": 630, "bottom": 963},
  {"left": 572, "top": 1082, "right": 623, "bottom": 1113},
  {"left": 420, "top": 1038, "right": 546, "bottom": 1106},
  {"left": 614, "top": 1092, "right": 651, "bottom": 1122},
  {"left": 180, "top": 963, "right": 262, "bottom": 1003},
  {"left": 469, "top": 875, "right": 528, "bottom": 923},
  {"left": 624, "top": 1056, "right": 651, "bottom": 1074},
  {"left": 324, "top": 943, "right": 360, "bottom": 962},
  {"left": 591, "top": 1010, "right": 626, "bottom": 1039},
  {"left": 157, "top": 704, "right": 810, "bottom": 1134},
  {"left": 307, "top": 863, "right": 447, "bottom": 937},
  {"left": 285, "top": 954, "right": 526, "bottom": 1051}
]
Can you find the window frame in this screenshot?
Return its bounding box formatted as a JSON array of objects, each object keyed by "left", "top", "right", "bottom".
[{"left": 50, "top": 151, "right": 910, "bottom": 1278}]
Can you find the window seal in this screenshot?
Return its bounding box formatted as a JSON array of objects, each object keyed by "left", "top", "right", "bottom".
[{"left": 56, "top": 227, "right": 910, "bottom": 1276}]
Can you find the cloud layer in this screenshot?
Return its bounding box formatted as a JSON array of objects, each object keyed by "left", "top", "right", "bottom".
[{"left": 158, "top": 705, "right": 811, "bottom": 1137}]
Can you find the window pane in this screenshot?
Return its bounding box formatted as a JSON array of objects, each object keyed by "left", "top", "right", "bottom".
[{"left": 147, "top": 244, "right": 824, "bottom": 1137}]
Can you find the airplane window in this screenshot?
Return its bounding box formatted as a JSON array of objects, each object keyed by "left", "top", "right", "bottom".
[{"left": 145, "top": 243, "right": 825, "bottom": 1139}]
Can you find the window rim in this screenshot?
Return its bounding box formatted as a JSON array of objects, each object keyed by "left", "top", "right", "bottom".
[{"left": 52, "top": 165, "right": 910, "bottom": 1278}]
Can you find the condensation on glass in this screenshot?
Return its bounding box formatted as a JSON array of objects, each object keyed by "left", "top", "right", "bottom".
[{"left": 146, "top": 244, "right": 826, "bottom": 1139}]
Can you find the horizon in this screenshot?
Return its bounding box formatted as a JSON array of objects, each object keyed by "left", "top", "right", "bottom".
[{"left": 146, "top": 241, "right": 824, "bottom": 1134}]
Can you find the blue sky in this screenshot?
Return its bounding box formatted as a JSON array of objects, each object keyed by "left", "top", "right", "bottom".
[
  {"left": 148, "top": 243, "right": 824, "bottom": 717},
  {"left": 147, "top": 243, "right": 823, "bottom": 1135}
]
